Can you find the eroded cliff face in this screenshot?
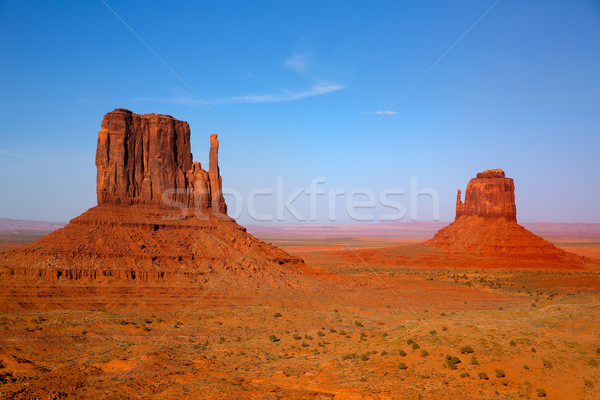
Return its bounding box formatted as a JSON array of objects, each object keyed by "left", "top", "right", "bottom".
[
  {"left": 455, "top": 169, "right": 516, "bottom": 221},
  {"left": 95, "top": 108, "right": 226, "bottom": 215}
]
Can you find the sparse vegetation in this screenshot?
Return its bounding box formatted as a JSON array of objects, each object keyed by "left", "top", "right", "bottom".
[
  {"left": 460, "top": 345, "right": 474, "bottom": 354},
  {"left": 268, "top": 334, "right": 280, "bottom": 342},
  {"left": 446, "top": 355, "right": 461, "bottom": 370}
]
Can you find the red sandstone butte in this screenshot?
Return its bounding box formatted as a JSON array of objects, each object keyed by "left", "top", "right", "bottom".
[
  {"left": 96, "top": 109, "right": 226, "bottom": 214},
  {"left": 428, "top": 169, "right": 577, "bottom": 258},
  {"left": 0, "top": 109, "right": 305, "bottom": 286}
]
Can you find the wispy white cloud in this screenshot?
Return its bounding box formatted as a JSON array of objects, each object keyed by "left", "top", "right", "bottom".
[
  {"left": 284, "top": 52, "right": 309, "bottom": 74},
  {"left": 362, "top": 110, "right": 397, "bottom": 115},
  {"left": 133, "top": 51, "right": 344, "bottom": 105},
  {"left": 133, "top": 82, "right": 344, "bottom": 105},
  {"left": 223, "top": 82, "right": 344, "bottom": 104}
]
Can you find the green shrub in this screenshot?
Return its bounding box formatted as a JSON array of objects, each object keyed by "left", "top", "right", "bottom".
[
  {"left": 292, "top": 333, "right": 302, "bottom": 340},
  {"left": 584, "top": 378, "right": 594, "bottom": 388},
  {"left": 495, "top": 369, "right": 505, "bottom": 378},
  {"left": 354, "top": 321, "right": 363, "bottom": 327},
  {"left": 235, "top": 336, "right": 242, "bottom": 342},
  {"left": 360, "top": 354, "right": 369, "bottom": 362},
  {"left": 399, "top": 350, "right": 407, "bottom": 357},
  {"left": 329, "top": 328, "right": 336, "bottom": 333},
  {"left": 429, "top": 330, "right": 437, "bottom": 335},
  {"left": 543, "top": 359, "right": 552, "bottom": 369},
  {"left": 301, "top": 341, "right": 309, "bottom": 347},
  {"left": 406, "top": 338, "right": 415, "bottom": 345},
  {"left": 268, "top": 335, "right": 280, "bottom": 342},
  {"left": 398, "top": 362, "right": 408, "bottom": 370},
  {"left": 460, "top": 372, "right": 469, "bottom": 378},
  {"left": 460, "top": 345, "right": 474, "bottom": 354},
  {"left": 342, "top": 353, "right": 357, "bottom": 360},
  {"left": 524, "top": 364, "right": 529, "bottom": 370},
  {"left": 596, "top": 347, "right": 600, "bottom": 354},
  {"left": 143, "top": 326, "right": 151, "bottom": 332},
  {"left": 411, "top": 342, "right": 420, "bottom": 350},
  {"left": 470, "top": 356, "right": 479, "bottom": 365},
  {"left": 446, "top": 355, "right": 461, "bottom": 370},
  {"left": 478, "top": 372, "right": 489, "bottom": 380},
  {"left": 317, "top": 330, "right": 325, "bottom": 337},
  {"left": 304, "top": 334, "right": 313, "bottom": 340},
  {"left": 589, "top": 359, "right": 598, "bottom": 367},
  {"left": 509, "top": 340, "right": 517, "bottom": 347},
  {"left": 219, "top": 337, "right": 225, "bottom": 343},
  {"left": 536, "top": 388, "right": 547, "bottom": 397},
  {"left": 381, "top": 351, "right": 388, "bottom": 356},
  {"left": 338, "top": 330, "right": 346, "bottom": 335},
  {"left": 442, "top": 326, "right": 448, "bottom": 332},
  {"left": 420, "top": 350, "right": 429, "bottom": 357},
  {"left": 273, "top": 312, "right": 282, "bottom": 318},
  {"left": 531, "top": 347, "right": 537, "bottom": 353}
]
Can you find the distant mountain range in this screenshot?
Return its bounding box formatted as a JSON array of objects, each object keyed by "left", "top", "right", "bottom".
[
  {"left": 246, "top": 221, "right": 600, "bottom": 239},
  {"left": 1, "top": 218, "right": 599, "bottom": 239},
  {"left": 0, "top": 218, "right": 66, "bottom": 231}
]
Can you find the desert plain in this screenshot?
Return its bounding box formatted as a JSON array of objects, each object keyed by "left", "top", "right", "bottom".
[{"left": 0, "top": 223, "right": 599, "bottom": 399}]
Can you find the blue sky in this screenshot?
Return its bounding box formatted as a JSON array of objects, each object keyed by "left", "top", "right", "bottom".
[{"left": 0, "top": 0, "right": 599, "bottom": 224}]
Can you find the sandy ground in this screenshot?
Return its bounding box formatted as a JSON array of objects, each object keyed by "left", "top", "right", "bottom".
[{"left": 0, "top": 235, "right": 599, "bottom": 399}]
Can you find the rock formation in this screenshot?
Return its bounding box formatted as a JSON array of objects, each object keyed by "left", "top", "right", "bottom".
[
  {"left": 455, "top": 169, "right": 516, "bottom": 220},
  {"left": 96, "top": 108, "right": 226, "bottom": 214},
  {"left": 0, "top": 109, "right": 305, "bottom": 288},
  {"left": 428, "top": 169, "right": 576, "bottom": 258}
]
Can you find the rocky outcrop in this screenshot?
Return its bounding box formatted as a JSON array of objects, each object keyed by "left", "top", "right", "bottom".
[
  {"left": 0, "top": 108, "right": 305, "bottom": 288},
  {"left": 96, "top": 108, "right": 226, "bottom": 215},
  {"left": 428, "top": 169, "right": 576, "bottom": 259},
  {"left": 455, "top": 169, "right": 516, "bottom": 221}
]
